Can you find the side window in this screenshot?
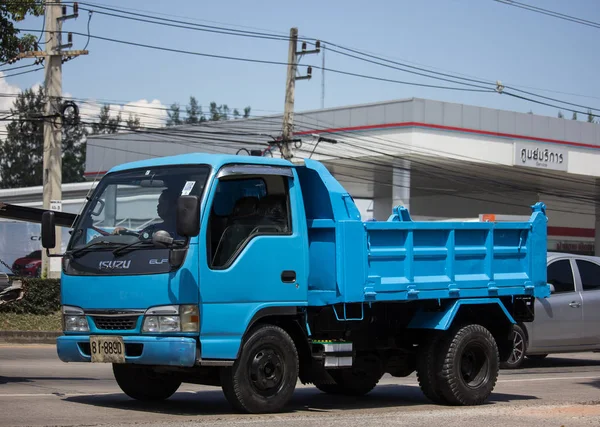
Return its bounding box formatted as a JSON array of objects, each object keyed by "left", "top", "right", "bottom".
[
  {"left": 575, "top": 260, "right": 600, "bottom": 291},
  {"left": 547, "top": 260, "right": 575, "bottom": 294},
  {"left": 208, "top": 175, "right": 291, "bottom": 269}
]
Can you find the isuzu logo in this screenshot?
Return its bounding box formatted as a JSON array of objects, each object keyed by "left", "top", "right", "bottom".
[{"left": 98, "top": 260, "right": 131, "bottom": 270}]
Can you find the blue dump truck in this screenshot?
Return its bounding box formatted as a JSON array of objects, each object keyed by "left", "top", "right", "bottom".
[{"left": 40, "top": 154, "right": 549, "bottom": 413}]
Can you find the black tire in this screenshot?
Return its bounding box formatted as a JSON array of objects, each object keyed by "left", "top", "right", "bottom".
[
  {"left": 416, "top": 332, "right": 449, "bottom": 404},
  {"left": 526, "top": 354, "right": 548, "bottom": 361},
  {"left": 314, "top": 382, "right": 343, "bottom": 394},
  {"left": 322, "top": 354, "right": 383, "bottom": 396},
  {"left": 220, "top": 325, "right": 298, "bottom": 414},
  {"left": 437, "top": 324, "right": 499, "bottom": 406},
  {"left": 500, "top": 324, "right": 527, "bottom": 369},
  {"left": 112, "top": 364, "right": 181, "bottom": 401}
]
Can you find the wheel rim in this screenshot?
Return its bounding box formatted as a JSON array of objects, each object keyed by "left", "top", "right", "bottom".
[
  {"left": 247, "top": 347, "right": 285, "bottom": 397},
  {"left": 459, "top": 342, "right": 490, "bottom": 389},
  {"left": 507, "top": 330, "right": 525, "bottom": 365}
]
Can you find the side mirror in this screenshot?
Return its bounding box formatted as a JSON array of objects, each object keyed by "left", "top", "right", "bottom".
[
  {"left": 548, "top": 283, "right": 556, "bottom": 294},
  {"left": 41, "top": 211, "right": 56, "bottom": 249},
  {"left": 176, "top": 195, "right": 200, "bottom": 238}
]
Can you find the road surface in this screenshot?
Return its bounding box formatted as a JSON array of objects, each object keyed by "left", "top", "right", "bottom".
[{"left": 1, "top": 344, "right": 599, "bottom": 426}]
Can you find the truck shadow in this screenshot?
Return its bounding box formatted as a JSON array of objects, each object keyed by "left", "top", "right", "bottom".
[
  {"left": 0, "top": 376, "right": 99, "bottom": 384},
  {"left": 64, "top": 384, "right": 538, "bottom": 416},
  {"left": 503, "top": 356, "right": 600, "bottom": 374}
]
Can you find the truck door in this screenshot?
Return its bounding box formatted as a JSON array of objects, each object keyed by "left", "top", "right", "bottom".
[
  {"left": 573, "top": 259, "right": 600, "bottom": 347},
  {"left": 529, "top": 258, "right": 584, "bottom": 351},
  {"left": 197, "top": 165, "right": 309, "bottom": 360}
]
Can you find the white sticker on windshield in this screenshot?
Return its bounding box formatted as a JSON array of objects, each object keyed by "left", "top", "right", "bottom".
[{"left": 181, "top": 181, "right": 196, "bottom": 195}]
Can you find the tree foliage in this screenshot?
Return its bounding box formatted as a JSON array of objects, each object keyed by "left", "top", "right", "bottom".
[
  {"left": 1, "top": 0, "right": 44, "bottom": 63},
  {"left": 167, "top": 97, "right": 251, "bottom": 126},
  {"left": 0, "top": 91, "right": 141, "bottom": 188},
  {"left": 91, "top": 105, "right": 122, "bottom": 134}
]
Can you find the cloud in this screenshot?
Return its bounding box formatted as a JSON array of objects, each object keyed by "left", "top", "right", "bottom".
[
  {"left": 0, "top": 75, "right": 168, "bottom": 136},
  {"left": 0, "top": 72, "right": 25, "bottom": 135}
]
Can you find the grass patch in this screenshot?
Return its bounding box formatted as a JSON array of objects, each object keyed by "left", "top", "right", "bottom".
[{"left": 0, "top": 312, "right": 61, "bottom": 331}]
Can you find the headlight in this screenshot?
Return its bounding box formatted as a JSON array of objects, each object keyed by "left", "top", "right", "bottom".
[
  {"left": 62, "top": 305, "right": 89, "bottom": 332},
  {"left": 25, "top": 262, "right": 37, "bottom": 269},
  {"left": 142, "top": 305, "right": 198, "bottom": 333}
]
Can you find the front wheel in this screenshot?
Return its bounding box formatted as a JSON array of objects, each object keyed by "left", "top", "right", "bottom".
[
  {"left": 500, "top": 324, "right": 527, "bottom": 369},
  {"left": 220, "top": 325, "right": 298, "bottom": 414},
  {"left": 437, "top": 324, "right": 499, "bottom": 406},
  {"left": 112, "top": 364, "right": 181, "bottom": 401}
]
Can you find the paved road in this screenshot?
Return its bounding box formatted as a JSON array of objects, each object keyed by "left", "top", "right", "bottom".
[{"left": 1, "top": 344, "right": 599, "bottom": 426}]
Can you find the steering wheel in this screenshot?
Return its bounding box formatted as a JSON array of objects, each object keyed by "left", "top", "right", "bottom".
[{"left": 90, "top": 225, "right": 110, "bottom": 236}]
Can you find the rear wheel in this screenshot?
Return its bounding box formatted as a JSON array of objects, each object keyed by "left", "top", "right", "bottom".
[
  {"left": 220, "top": 325, "right": 298, "bottom": 414},
  {"left": 437, "top": 324, "right": 499, "bottom": 406},
  {"left": 500, "top": 324, "right": 527, "bottom": 369},
  {"left": 416, "top": 332, "right": 449, "bottom": 404},
  {"left": 113, "top": 364, "right": 181, "bottom": 401}
]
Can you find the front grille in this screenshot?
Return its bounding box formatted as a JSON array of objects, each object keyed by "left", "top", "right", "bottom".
[{"left": 92, "top": 316, "right": 139, "bottom": 330}]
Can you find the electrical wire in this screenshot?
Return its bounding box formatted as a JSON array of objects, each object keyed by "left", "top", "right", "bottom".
[
  {"left": 492, "top": 0, "right": 600, "bottom": 29},
  {"left": 0, "top": 63, "right": 37, "bottom": 73},
  {"left": 1, "top": 67, "right": 44, "bottom": 78},
  {"left": 72, "top": 3, "right": 600, "bottom": 112}
]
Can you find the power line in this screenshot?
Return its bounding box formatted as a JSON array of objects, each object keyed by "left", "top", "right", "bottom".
[
  {"left": 16, "top": 28, "right": 496, "bottom": 93},
  {"left": 492, "top": 0, "right": 600, "bottom": 29},
  {"left": 1, "top": 67, "right": 44, "bottom": 78},
  {"left": 0, "top": 63, "right": 38, "bottom": 73},
  {"left": 76, "top": 2, "right": 600, "bottom": 112}
]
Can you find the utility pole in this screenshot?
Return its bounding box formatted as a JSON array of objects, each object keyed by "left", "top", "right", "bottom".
[
  {"left": 281, "top": 27, "right": 320, "bottom": 160},
  {"left": 41, "top": 0, "right": 63, "bottom": 278},
  {"left": 22, "top": 0, "right": 86, "bottom": 278}
]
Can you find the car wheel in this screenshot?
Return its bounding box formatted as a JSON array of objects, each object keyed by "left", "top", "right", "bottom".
[{"left": 500, "top": 324, "right": 527, "bottom": 369}]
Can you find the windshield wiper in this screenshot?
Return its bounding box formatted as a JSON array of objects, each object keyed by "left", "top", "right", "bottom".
[
  {"left": 70, "top": 240, "right": 118, "bottom": 258},
  {"left": 112, "top": 240, "right": 155, "bottom": 257}
]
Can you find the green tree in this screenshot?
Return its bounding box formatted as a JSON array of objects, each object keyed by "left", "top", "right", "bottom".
[
  {"left": 1, "top": 0, "right": 44, "bottom": 63},
  {"left": 91, "top": 105, "right": 121, "bottom": 134},
  {"left": 572, "top": 111, "right": 578, "bottom": 120},
  {"left": 243, "top": 106, "right": 251, "bottom": 118},
  {"left": 166, "top": 103, "right": 182, "bottom": 126},
  {"left": 0, "top": 87, "right": 87, "bottom": 188},
  {"left": 557, "top": 111, "right": 564, "bottom": 119},
  {"left": 209, "top": 102, "right": 220, "bottom": 121},
  {"left": 126, "top": 113, "right": 141, "bottom": 131},
  {"left": 185, "top": 96, "right": 205, "bottom": 124},
  {"left": 587, "top": 109, "right": 595, "bottom": 123}
]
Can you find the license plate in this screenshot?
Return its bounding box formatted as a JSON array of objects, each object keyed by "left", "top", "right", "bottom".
[{"left": 90, "top": 336, "right": 125, "bottom": 363}]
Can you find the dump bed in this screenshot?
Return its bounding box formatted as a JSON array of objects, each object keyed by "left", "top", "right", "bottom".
[{"left": 295, "top": 159, "right": 549, "bottom": 307}]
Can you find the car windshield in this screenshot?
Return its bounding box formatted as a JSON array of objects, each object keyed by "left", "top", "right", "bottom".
[{"left": 68, "top": 164, "right": 210, "bottom": 250}]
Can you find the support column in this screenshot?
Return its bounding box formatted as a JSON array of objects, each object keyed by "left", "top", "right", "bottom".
[
  {"left": 372, "top": 160, "right": 411, "bottom": 221},
  {"left": 392, "top": 159, "right": 411, "bottom": 213}
]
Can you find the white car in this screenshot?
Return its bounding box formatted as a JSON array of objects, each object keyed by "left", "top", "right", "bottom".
[{"left": 502, "top": 252, "right": 600, "bottom": 369}]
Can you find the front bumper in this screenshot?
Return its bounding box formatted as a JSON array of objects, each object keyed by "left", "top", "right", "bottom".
[{"left": 57, "top": 335, "right": 198, "bottom": 367}]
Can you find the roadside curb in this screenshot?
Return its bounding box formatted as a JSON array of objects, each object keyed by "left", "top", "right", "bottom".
[{"left": 0, "top": 331, "right": 61, "bottom": 344}]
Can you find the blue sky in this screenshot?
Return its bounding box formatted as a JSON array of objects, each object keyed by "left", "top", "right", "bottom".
[{"left": 2, "top": 0, "right": 600, "bottom": 124}]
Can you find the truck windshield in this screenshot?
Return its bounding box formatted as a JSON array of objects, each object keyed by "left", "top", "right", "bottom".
[{"left": 68, "top": 165, "right": 210, "bottom": 250}]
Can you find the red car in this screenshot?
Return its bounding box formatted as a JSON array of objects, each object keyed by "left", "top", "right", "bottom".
[{"left": 12, "top": 250, "right": 42, "bottom": 278}]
